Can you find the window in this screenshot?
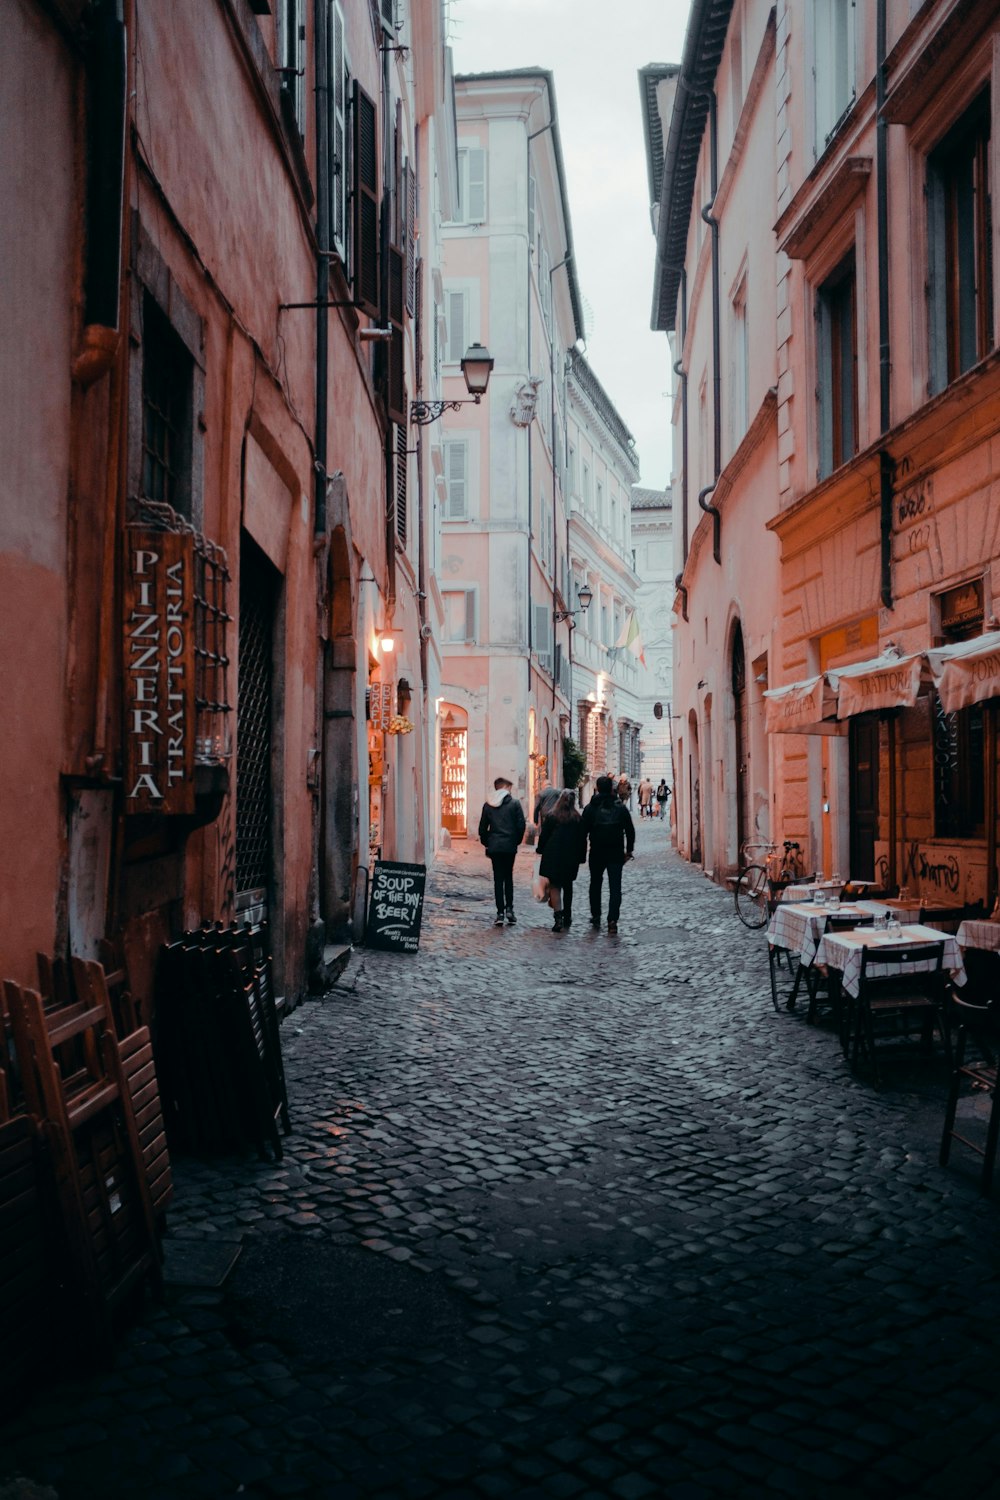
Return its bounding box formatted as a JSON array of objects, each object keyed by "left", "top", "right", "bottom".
[
  {"left": 533, "top": 603, "right": 552, "bottom": 671},
  {"left": 141, "top": 294, "right": 192, "bottom": 513},
  {"left": 329, "top": 2, "right": 349, "bottom": 260},
  {"left": 455, "top": 147, "right": 487, "bottom": 223},
  {"left": 730, "top": 273, "right": 749, "bottom": 448},
  {"left": 927, "top": 93, "right": 994, "bottom": 395},
  {"left": 278, "top": 0, "right": 306, "bottom": 137},
  {"left": 582, "top": 461, "right": 591, "bottom": 509},
  {"left": 568, "top": 444, "right": 578, "bottom": 496},
  {"left": 442, "top": 437, "right": 469, "bottom": 519},
  {"left": 443, "top": 286, "right": 470, "bottom": 363},
  {"left": 933, "top": 582, "right": 986, "bottom": 838},
  {"left": 352, "top": 78, "right": 379, "bottom": 318},
  {"left": 596, "top": 480, "right": 604, "bottom": 526},
  {"left": 814, "top": 0, "right": 855, "bottom": 150},
  {"left": 443, "top": 589, "right": 477, "bottom": 644},
  {"left": 816, "top": 252, "right": 857, "bottom": 479}
]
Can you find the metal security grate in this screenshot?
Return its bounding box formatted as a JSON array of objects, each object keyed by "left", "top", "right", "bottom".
[{"left": 236, "top": 542, "right": 275, "bottom": 896}]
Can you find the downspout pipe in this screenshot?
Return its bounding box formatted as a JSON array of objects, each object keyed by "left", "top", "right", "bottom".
[
  {"left": 314, "top": 3, "right": 330, "bottom": 538},
  {"left": 550, "top": 250, "right": 571, "bottom": 712},
  {"left": 673, "top": 265, "right": 689, "bottom": 620},
  {"left": 697, "top": 87, "right": 722, "bottom": 566},
  {"left": 876, "top": 0, "right": 893, "bottom": 609}
]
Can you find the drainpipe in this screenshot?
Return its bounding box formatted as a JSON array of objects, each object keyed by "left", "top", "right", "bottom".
[
  {"left": 550, "top": 251, "right": 571, "bottom": 711},
  {"left": 876, "top": 0, "right": 893, "bottom": 609},
  {"left": 314, "top": 4, "right": 330, "bottom": 538},
  {"left": 698, "top": 88, "right": 722, "bottom": 566},
  {"left": 673, "top": 265, "right": 689, "bottom": 621}
]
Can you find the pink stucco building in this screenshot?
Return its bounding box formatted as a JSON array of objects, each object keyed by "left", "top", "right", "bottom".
[
  {"left": 646, "top": 0, "right": 1000, "bottom": 911},
  {"left": 2, "top": 0, "right": 454, "bottom": 1007}
]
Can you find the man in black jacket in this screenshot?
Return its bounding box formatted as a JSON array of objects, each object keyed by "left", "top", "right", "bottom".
[
  {"left": 478, "top": 773, "right": 526, "bottom": 926},
  {"left": 581, "top": 774, "right": 635, "bottom": 934}
]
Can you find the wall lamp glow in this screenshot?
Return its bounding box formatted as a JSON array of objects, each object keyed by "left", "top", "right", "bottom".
[{"left": 410, "top": 343, "right": 494, "bottom": 426}]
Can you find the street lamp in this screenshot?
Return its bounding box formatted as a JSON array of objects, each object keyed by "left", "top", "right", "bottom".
[
  {"left": 554, "top": 583, "right": 593, "bottom": 625},
  {"left": 410, "top": 343, "right": 495, "bottom": 426}
]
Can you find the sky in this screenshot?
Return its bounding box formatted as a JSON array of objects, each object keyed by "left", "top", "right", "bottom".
[{"left": 447, "top": 0, "right": 692, "bottom": 490}]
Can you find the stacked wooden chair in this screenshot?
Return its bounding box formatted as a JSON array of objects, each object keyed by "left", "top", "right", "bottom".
[
  {"left": 1, "top": 952, "right": 171, "bottom": 1376},
  {"left": 155, "top": 922, "right": 289, "bottom": 1161}
]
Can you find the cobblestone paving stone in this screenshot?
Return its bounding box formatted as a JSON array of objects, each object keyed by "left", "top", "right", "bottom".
[{"left": 5, "top": 825, "right": 1000, "bottom": 1497}]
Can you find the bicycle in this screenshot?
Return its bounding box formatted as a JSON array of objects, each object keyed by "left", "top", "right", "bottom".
[{"left": 733, "top": 839, "right": 805, "bottom": 929}]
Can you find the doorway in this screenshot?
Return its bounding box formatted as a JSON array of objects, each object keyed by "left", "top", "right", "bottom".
[
  {"left": 732, "top": 623, "right": 750, "bottom": 856},
  {"left": 236, "top": 535, "right": 279, "bottom": 925},
  {"left": 849, "top": 713, "right": 879, "bottom": 881}
]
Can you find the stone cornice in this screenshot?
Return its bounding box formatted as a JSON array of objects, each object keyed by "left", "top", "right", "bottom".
[{"left": 776, "top": 156, "right": 872, "bottom": 263}]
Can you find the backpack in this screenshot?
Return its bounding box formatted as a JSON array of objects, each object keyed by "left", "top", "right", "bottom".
[{"left": 592, "top": 799, "right": 624, "bottom": 832}]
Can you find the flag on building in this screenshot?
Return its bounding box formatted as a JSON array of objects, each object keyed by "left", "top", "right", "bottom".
[{"left": 614, "top": 609, "right": 646, "bottom": 666}]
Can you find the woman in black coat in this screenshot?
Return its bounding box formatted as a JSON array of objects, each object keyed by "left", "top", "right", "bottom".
[{"left": 536, "top": 791, "right": 587, "bottom": 932}]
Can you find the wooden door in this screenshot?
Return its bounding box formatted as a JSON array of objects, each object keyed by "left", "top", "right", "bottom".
[{"left": 849, "top": 713, "right": 879, "bottom": 881}]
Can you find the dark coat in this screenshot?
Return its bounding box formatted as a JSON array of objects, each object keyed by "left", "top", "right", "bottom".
[
  {"left": 478, "top": 793, "right": 526, "bottom": 856},
  {"left": 536, "top": 815, "right": 586, "bottom": 887},
  {"left": 581, "top": 793, "right": 635, "bottom": 862}
]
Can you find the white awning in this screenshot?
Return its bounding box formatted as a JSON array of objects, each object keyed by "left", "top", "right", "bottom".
[
  {"left": 763, "top": 675, "right": 845, "bottom": 736},
  {"left": 830, "top": 651, "right": 925, "bottom": 719},
  {"left": 926, "top": 630, "right": 1000, "bottom": 714}
]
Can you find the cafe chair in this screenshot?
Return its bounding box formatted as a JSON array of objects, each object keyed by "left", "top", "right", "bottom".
[
  {"left": 768, "top": 942, "right": 804, "bottom": 1013},
  {"left": 805, "top": 911, "right": 875, "bottom": 1027},
  {"left": 847, "top": 941, "right": 948, "bottom": 1086},
  {"left": 940, "top": 990, "right": 1000, "bottom": 1194}
]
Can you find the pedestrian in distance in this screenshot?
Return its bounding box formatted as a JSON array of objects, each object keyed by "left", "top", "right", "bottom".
[
  {"left": 616, "top": 773, "right": 632, "bottom": 809},
  {"left": 637, "top": 776, "right": 654, "bottom": 820},
  {"left": 581, "top": 773, "right": 635, "bottom": 934},
  {"left": 656, "top": 778, "right": 671, "bottom": 820},
  {"left": 533, "top": 779, "right": 561, "bottom": 830},
  {"left": 536, "top": 790, "right": 587, "bottom": 933},
  {"left": 478, "top": 772, "right": 526, "bottom": 926}
]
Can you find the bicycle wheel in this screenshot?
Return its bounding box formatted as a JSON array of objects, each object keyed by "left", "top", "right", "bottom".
[{"left": 734, "top": 864, "right": 770, "bottom": 929}]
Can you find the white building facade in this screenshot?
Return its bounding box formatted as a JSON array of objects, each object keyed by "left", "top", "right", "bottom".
[
  {"left": 564, "top": 352, "right": 644, "bottom": 796},
  {"left": 630, "top": 486, "right": 674, "bottom": 791},
  {"left": 434, "top": 70, "right": 641, "bottom": 832}
]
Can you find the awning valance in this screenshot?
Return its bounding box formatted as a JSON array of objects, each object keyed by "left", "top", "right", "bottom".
[
  {"left": 830, "top": 651, "right": 925, "bottom": 719},
  {"left": 763, "top": 675, "right": 844, "bottom": 736},
  {"left": 926, "top": 630, "right": 1000, "bottom": 714}
]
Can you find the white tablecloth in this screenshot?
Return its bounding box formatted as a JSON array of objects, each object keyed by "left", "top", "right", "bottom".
[
  {"left": 815, "top": 924, "right": 967, "bottom": 999},
  {"left": 768, "top": 903, "right": 874, "bottom": 968},
  {"left": 957, "top": 919, "right": 1000, "bottom": 953},
  {"left": 780, "top": 881, "right": 844, "bottom": 903}
]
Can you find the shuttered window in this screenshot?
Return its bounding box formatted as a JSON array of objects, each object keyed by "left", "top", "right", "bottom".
[
  {"left": 457, "top": 147, "right": 487, "bottom": 223},
  {"left": 386, "top": 244, "right": 406, "bottom": 424},
  {"left": 278, "top": 0, "right": 306, "bottom": 137},
  {"left": 445, "top": 288, "right": 467, "bottom": 363},
  {"left": 442, "top": 438, "right": 468, "bottom": 519},
  {"left": 533, "top": 604, "right": 552, "bottom": 672},
  {"left": 443, "top": 590, "right": 476, "bottom": 643},
  {"left": 352, "top": 79, "right": 379, "bottom": 318},
  {"left": 329, "top": 2, "right": 348, "bottom": 260},
  {"left": 395, "top": 418, "right": 408, "bottom": 544}
]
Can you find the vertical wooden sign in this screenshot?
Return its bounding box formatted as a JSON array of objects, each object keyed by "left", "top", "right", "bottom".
[{"left": 123, "top": 530, "right": 196, "bottom": 815}]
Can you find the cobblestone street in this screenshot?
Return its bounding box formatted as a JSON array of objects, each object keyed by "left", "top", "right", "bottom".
[{"left": 5, "top": 823, "right": 1000, "bottom": 1499}]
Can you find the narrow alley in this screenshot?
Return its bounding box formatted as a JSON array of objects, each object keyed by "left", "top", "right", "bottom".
[{"left": 3, "top": 824, "right": 999, "bottom": 1499}]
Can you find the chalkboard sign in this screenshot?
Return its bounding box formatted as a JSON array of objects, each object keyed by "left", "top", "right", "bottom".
[{"left": 366, "top": 861, "right": 427, "bottom": 953}]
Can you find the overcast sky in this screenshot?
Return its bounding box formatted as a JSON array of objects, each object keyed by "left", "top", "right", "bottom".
[{"left": 447, "top": 0, "right": 692, "bottom": 490}]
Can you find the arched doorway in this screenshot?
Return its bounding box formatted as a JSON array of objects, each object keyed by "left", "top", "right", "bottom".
[{"left": 731, "top": 621, "right": 750, "bottom": 856}]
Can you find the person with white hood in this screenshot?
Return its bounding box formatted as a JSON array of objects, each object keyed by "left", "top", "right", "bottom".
[{"left": 478, "top": 772, "right": 526, "bottom": 926}]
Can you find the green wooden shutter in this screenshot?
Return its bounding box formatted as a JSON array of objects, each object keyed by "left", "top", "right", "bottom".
[{"left": 352, "top": 79, "right": 379, "bottom": 318}]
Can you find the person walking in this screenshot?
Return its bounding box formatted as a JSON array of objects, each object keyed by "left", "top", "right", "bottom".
[
  {"left": 581, "top": 773, "right": 635, "bottom": 934},
  {"left": 533, "top": 780, "right": 561, "bottom": 830},
  {"left": 637, "top": 777, "right": 654, "bottom": 820},
  {"left": 536, "top": 791, "right": 586, "bottom": 933},
  {"left": 656, "top": 778, "right": 671, "bottom": 820},
  {"left": 478, "top": 772, "right": 526, "bottom": 926},
  {"left": 616, "top": 773, "right": 632, "bottom": 809}
]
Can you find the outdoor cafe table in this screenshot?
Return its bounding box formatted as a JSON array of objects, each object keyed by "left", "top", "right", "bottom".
[
  {"left": 779, "top": 880, "right": 845, "bottom": 903},
  {"left": 814, "top": 924, "right": 967, "bottom": 999},
  {"left": 956, "top": 918, "right": 1000, "bottom": 953},
  {"left": 767, "top": 902, "right": 875, "bottom": 969}
]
